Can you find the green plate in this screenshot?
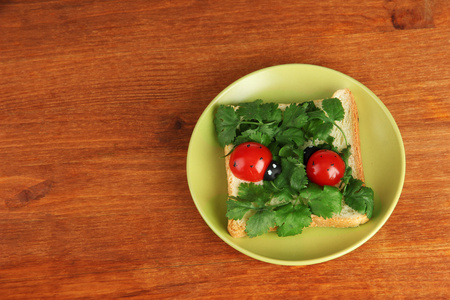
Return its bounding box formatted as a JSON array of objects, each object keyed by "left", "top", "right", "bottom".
[{"left": 186, "top": 64, "right": 405, "bottom": 265}]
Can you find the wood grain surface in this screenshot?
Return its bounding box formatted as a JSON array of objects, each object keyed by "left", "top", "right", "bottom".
[{"left": 1, "top": 0, "right": 449, "bottom": 298}]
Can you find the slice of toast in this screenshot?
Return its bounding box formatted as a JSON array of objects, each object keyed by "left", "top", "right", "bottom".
[{"left": 224, "top": 89, "right": 369, "bottom": 238}]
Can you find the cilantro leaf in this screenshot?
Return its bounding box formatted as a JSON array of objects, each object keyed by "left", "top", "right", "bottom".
[
  {"left": 275, "top": 127, "right": 305, "bottom": 147},
  {"left": 290, "top": 164, "right": 308, "bottom": 192},
  {"left": 237, "top": 182, "right": 269, "bottom": 207},
  {"left": 259, "top": 122, "right": 278, "bottom": 138},
  {"left": 278, "top": 157, "right": 308, "bottom": 192},
  {"left": 237, "top": 122, "right": 279, "bottom": 146},
  {"left": 340, "top": 166, "right": 353, "bottom": 190},
  {"left": 302, "top": 101, "right": 318, "bottom": 113},
  {"left": 236, "top": 100, "right": 263, "bottom": 121},
  {"left": 235, "top": 129, "right": 272, "bottom": 146},
  {"left": 307, "top": 109, "right": 328, "bottom": 123},
  {"left": 281, "top": 104, "right": 308, "bottom": 128},
  {"left": 259, "top": 102, "right": 283, "bottom": 122},
  {"left": 278, "top": 144, "right": 304, "bottom": 159},
  {"left": 300, "top": 184, "right": 342, "bottom": 218},
  {"left": 275, "top": 203, "right": 312, "bottom": 237},
  {"left": 322, "top": 98, "right": 345, "bottom": 122},
  {"left": 265, "top": 166, "right": 290, "bottom": 191},
  {"left": 271, "top": 189, "right": 294, "bottom": 203},
  {"left": 303, "top": 119, "right": 334, "bottom": 142},
  {"left": 237, "top": 101, "right": 281, "bottom": 123},
  {"left": 245, "top": 209, "right": 276, "bottom": 237},
  {"left": 263, "top": 157, "right": 307, "bottom": 202},
  {"left": 214, "top": 105, "right": 241, "bottom": 147},
  {"left": 305, "top": 99, "right": 348, "bottom": 146},
  {"left": 262, "top": 178, "right": 294, "bottom": 205},
  {"left": 343, "top": 178, "right": 374, "bottom": 218},
  {"left": 226, "top": 199, "right": 253, "bottom": 220},
  {"left": 215, "top": 101, "right": 282, "bottom": 147},
  {"left": 274, "top": 157, "right": 296, "bottom": 189},
  {"left": 274, "top": 104, "right": 308, "bottom": 147},
  {"left": 278, "top": 144, "right": 295, "bottom": 158},
  {"left": 340, "top": 145, "right": 352, "bottom": 165}
]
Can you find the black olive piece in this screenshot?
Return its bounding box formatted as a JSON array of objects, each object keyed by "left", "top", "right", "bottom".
[
  {"left": 303, "top": 146, "right": 320, "bottom": 165},
  {"left": 264, "top": 160, "right": 282, "bottom": 181}
]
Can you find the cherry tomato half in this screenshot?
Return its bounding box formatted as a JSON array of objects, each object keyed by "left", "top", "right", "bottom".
[
  {"left": 229, "top": 142, "right": 272, "bottom": 182},
  {"left": 306, "top": 149, "right": 345, "bottom": 186}
]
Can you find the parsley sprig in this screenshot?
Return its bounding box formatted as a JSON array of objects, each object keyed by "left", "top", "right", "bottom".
[{"left": 215, "top": 98, "right": 374, "bottom": 237}]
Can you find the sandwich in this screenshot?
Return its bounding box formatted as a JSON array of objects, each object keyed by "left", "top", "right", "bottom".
[{"left": 214, "top": 89, "right": 374, "bottom": 238}]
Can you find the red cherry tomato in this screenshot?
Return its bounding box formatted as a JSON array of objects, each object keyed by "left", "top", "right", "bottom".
[
  {"left": 229, "top": 142, "right": 272, "bottom": 182},
  {"left": 306, "top": 149, "right": 345, "bottom": 186}
]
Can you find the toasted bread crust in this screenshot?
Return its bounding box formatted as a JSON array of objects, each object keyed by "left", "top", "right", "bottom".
[
  {"left": 227, "top": 219, "right": 247, "bottom": 238},
  {"left": 224, "top": 89, "right": 369, "bottom": 237},
  {"left": 310, "top": 214, "right": 369, "bottom": 228},
  {"left": 333, "top": 89, "right": 365, "bottom": 183}
]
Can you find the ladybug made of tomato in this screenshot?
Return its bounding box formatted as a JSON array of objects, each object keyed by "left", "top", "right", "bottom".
[
  {"left": 304, "top": 146, "right": 346, "bottom": 186},
  {"left": 229, "top": 142, "right": 281, "bottom": 182}
]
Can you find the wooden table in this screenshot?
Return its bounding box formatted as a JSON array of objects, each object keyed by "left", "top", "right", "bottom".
[{"left": 1, "top": 0, "right": 449, "bottom": 298}]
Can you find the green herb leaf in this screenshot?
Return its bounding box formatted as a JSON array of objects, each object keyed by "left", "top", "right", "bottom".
[
  {"left": 290, "top": 164, "right": 308, "bottom": 193},
  {"left": 214, "top": 105, "right": 241, "bottom": 147},
  {"left": 300, "top": 184, "right": 342, "bottom": 218},
  {"left": 245, "top": 209, "right": 276, "bottom": 237},
  {"left": 305, "top": 98, "right": 348, "bottom": 145},
  {"left": 340, "top": 166, "right": 353, "bottom": 191},
  {"left": 304, "top": 119, "right": 334, "bottom": 141},
  {"left": 236, "top": 100, "right": 263, "bottom": 121},
  {"left": 281, "top": 104, "right": 308, "bottom": 128},
  {"left": 278, "top": 144, "right": 295, "bottom": 157},
  {"left": 237, "top": 101, "right": 281, "bottom": 123},
  {"left": 307, "top": 109, "right": 328, "bottom": 122},
  {"left": 259, "top": 122, "right": 278, "bottom": 137},
  {"left": 278, "top": 144, "right": 304, "bottom": 159},
  {"left": 275, "top": 127, "right": 305, "bottom": 146},
  {"left": 322, "top": 98, "right": 345, "bottom": 122},
  {"left": 271, "top": 189, "right": 294, "bottom": 203},
  {"left": 273, "top": 104, "right": 308, "bottom": 147},
  {"left": 235, "top": 129, "right": 272, "bottom": 146},
  {"left": 302, "top": 101, "right": 318, "bottom": 113},
  {"left": 259, "top": 102, "right": 283, "bottom": 122},
  {"left": 237, "top": 182, "right": 269, "bottom": 207},
  {"left": 340, "top": 145, "right": 352, "bottom": 165},
  {"left": 275, "top": 203, "right": 312, "bottom": 237},
  {"left": 226, "top": 199, "right": 253, "bottom": 220},
  {"left": 343, "top": 178, "right": 374, "bottom": 218},
  {"left": 265, "top": 166, "right": 290, "bottom": 191}
]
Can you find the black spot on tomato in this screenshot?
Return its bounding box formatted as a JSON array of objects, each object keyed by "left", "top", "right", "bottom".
[
  {"left": 233, "top": 162, "right": 237, "bottom": 167},
  {"left": 260, "top": 157, "right": 263, "bottom": 160},
  {"left": 250, "top": 165, "right": 253, "bottom": 168},
  {"left": 247, "top": 144, "right": 250, "bottom": 147}
]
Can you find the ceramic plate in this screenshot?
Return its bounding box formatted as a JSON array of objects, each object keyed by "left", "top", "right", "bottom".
[{"left": 187, "top": 64, "right": 405, "bottom": 265}]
